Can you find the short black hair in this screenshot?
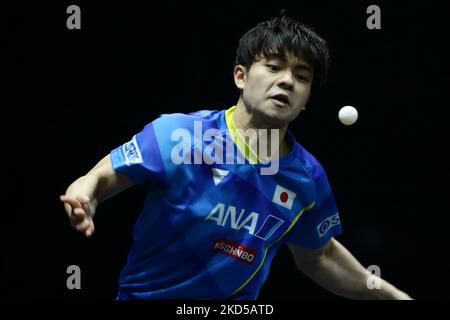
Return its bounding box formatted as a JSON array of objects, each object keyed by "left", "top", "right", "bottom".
[{"left": 235, "top": 13, "right": 330, "bottom": 92}]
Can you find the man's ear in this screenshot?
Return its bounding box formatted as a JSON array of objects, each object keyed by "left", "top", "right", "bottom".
[{"left": 234, "top": 65, "right": 247, "bottom": 90}]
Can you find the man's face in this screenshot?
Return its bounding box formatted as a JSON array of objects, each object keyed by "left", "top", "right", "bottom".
[{"left": 235, "top": 52, "right": 313, "bottom": 126}]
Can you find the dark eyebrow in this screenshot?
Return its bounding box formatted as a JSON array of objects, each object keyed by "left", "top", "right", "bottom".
[
  {"left": 265, "top": 56, "right": 313, "bottom": 73},
  {"left": 293, "top": 64, "right": 313, "bottom": 73}
]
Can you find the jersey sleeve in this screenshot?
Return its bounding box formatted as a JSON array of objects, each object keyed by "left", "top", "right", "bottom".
[
  {"left": 110, "top": 115, "right": 177, "bottom": 185},
  {"left": 288, "top": 158, "right": 342, "bottom": 248}
]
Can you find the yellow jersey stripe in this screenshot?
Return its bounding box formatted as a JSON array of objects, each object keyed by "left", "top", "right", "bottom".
[
  {"left": 225, "top": 106, "right": 261, "bottom": 164},
  {"left": 228, "top": 201, "right": 316, "bottom": 297}
]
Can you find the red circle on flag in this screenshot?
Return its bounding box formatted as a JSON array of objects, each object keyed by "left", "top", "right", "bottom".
[{"left": 280, "top": 192, "right": 288, "bottom": 203}]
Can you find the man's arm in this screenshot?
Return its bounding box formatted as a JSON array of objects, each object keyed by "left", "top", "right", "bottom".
[
  {"left": 60, "top": 154, "right": 134, "bottom": 237},
  {"left": 287, "top": 238, "right": 412, "bottom": 299}
]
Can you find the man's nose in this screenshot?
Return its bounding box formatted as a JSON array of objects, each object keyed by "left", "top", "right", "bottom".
[{"left": 277, "top": 72, "right": 294, "bottom": 90}]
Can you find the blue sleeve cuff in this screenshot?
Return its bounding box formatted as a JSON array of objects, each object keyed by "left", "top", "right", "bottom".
[{"left": 110, "top": 146, "right": 141, "bottom": 184}]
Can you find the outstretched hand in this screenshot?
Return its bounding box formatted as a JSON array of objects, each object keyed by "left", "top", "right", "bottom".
[{"left": 60, "top": 195, "right": 96, "bottom": 237}]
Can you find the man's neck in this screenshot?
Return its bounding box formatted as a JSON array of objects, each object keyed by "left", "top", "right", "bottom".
[{"left": 232, "top": 100, "right": 290, "bottom": 159}]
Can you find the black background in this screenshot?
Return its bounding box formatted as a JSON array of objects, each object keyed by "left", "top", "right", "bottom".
[{"left": 7, "top": 0, "right": 450, "bottom": 300}]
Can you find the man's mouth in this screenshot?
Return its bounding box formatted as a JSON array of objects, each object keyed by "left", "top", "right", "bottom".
[{"left": 270, "top": 94, "right": 289, "bottom": 105}]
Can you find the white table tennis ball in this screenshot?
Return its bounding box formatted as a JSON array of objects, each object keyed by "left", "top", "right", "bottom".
[{"left": 338, "top": 106, "right": 358, "bottom": 125}]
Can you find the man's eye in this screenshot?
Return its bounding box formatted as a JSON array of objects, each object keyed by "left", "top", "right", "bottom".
[
  {"left": 267, "top": 64, "right": 279, "bottom": 71},
  {"left": 296, "top": 75, "right": 309, "bottom": 82}
]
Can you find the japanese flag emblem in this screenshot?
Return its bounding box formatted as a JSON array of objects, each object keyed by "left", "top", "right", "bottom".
[{"left": 272, "top": 184, "right": 297, "bottom": 210}]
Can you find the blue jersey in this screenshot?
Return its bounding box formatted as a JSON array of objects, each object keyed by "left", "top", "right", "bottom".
[{"left": 110, "top": 106, "right": 342, "bottom": 299}]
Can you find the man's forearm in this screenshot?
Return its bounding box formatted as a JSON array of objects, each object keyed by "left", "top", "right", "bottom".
[
  {"left": 65, "top": 155, "right": 132, "bottom": 206},
  {"left": 300, "top": 239, "right": 411, "bottom": 299}
]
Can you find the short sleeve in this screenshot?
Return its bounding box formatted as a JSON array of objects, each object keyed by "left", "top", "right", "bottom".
[
  {"left": 110, "top": 118, "right": 168, "bottom": 185},
  {"left": 288, "top": 158, "right": 342, "bottom": 248}
]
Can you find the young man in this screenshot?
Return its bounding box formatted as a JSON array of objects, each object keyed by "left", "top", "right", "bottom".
[{"left": 60, "top": 15, "right": 412, "bottom": 300}]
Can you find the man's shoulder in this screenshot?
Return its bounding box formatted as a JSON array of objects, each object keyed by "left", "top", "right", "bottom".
[
  {"left": 291, "top": 139, "right": 324, "bottom": 176},
  {"left": 187, "top": 108, "right": 223, "bottom": 119}
]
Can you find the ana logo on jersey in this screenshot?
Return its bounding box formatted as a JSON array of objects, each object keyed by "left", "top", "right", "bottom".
[
  {"left": 272, "top": 184, "right": 297, "bottom": 210},
  {"left": 122, "top": 135, "right": 143, "bottom": 166},
  {"left": 317, "top": 213, "right": 340, "bottom": 238},
  {"left": 205, "top": 203, "right": 284, "bottom": 240}
]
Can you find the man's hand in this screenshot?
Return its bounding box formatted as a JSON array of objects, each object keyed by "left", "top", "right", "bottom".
[
  {"left": 60, "top": 155, "right": 134, "bottom": 238},
  {"left": 60, "top": 194, "right": 97, "bottom": 237}
]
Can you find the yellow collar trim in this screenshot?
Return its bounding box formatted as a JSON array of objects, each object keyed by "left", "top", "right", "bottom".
[{"left": 225, "top": 106, "right": 260, "bottom": 164}]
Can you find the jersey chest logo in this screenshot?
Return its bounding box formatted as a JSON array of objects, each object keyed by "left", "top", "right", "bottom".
[{"left": 205, "top": 203, "right": 284, "bottom": 240}]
